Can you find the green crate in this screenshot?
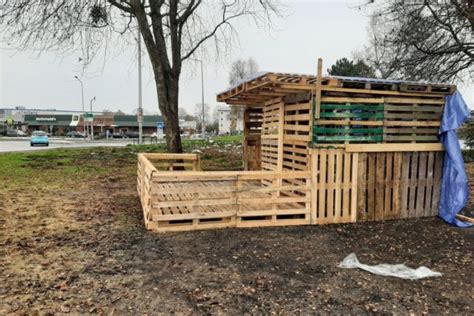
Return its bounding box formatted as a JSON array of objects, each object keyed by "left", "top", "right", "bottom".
[
  {"left": 313, "top": 135, "right": 383, "bottom": 142},
  {"left": 320, "top": 103, "right": 385, "bottom": 111},
  {"left": 313, "top": 127, "right": 383, "bottom": 135},
  {"left": 313, "top": 102, "right": 385, "bottom": 143}
]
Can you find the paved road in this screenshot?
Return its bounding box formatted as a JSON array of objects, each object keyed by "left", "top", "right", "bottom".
[{"left": 0, "top": 139, "right": 135, "bottom": 153}]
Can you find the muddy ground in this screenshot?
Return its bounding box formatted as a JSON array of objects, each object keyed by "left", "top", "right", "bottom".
[{"left": 0, "top": 145, "right": 473, "bottom": 314}]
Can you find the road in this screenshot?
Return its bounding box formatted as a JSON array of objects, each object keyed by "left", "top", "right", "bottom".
[{"left": 0, "top": 138, "right": 135, "bottom": 153}]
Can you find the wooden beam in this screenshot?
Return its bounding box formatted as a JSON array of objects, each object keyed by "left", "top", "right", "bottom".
[
  {"left": 344, "top": 143, "right": 444, "bottom": 152},
  {"left": 456, "top": 214, "right": 474, "bottom": 224}
]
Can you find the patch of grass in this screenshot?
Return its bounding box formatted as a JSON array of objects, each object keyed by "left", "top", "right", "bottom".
[
  {"left": 213, "top": 134, "right": 243, "bottom": 143},
  {"left": 462, "top": 149, "right": 474, "bottom": 162},
  {"left": 0, "top": 148, "right": 116, "bottom": 191},
  {"left": 1, "top": 138, "right": 244, "bottom": 192}
]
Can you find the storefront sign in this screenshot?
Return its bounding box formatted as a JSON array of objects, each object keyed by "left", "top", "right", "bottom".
[
  {"left": 84, "top": 112, "right": 94, "bottom": 122},
  {"left": 36, "top": 117, "right": 56, "bottom": 122}
]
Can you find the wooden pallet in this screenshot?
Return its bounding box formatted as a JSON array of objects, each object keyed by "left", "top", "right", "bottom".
[
  {"left": 243, "top": 107, "right": 263, "bottom": 170},
  {"left": 138, "top": 155, "right": 312, "bottom": 232},
  {"left": 283, "top": 97, "right": 311, "bottom": 142},
  {"left": 383, "top": 96, "right": 444, "bottom": 142},
  {"left": 356, "top": 151, "right": 443, "bottom": 221},
  {"left": 310, "top": 148, "right": 358, "bottom": 224},
  {"left": 312, "top": 94, "right": 445, "bottom": 144},
  {"left": 313, "top": 98, "right": 384, "bottom": 144},
  {"left": 282, "top": 140, "right": 309, "bottom": 171},
  {"left": 329, "top": 77, "right": 456, "bottom": 94},
  {"left": 261, "top": 98, "right": 283, "bottom": 172}
]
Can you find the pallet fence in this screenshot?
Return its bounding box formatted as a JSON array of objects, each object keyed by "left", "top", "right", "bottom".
[{"left": 137, "top": 154, "right": 311, "bottom": 232}]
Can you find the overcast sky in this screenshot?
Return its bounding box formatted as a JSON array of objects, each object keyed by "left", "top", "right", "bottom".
[{"left": 1, "top": 1, "right": 473, "bottom": 115}]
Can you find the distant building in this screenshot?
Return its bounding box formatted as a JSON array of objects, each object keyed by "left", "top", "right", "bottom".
[
  {"left": 218, "top": 106, "right": 243, "bottom": 134},
  {"left": 24, "top": 114, "right": 80, "bottom": 134},
  {"left": 1, "top": 107, "right": 168, "bottom": 136},
  {"left": 111, "top": 115, "right": 163, "bottom": 135},
  {"left": 180, "top": 119, "right": 197, "bottom": 131},
  {"left": 21, "top": 112, "right": 162, "bottom": 136}
]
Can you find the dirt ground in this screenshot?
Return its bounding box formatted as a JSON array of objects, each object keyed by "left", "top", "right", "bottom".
[{"left": 0, "top": 146, "right": 473, "bottom": 314}]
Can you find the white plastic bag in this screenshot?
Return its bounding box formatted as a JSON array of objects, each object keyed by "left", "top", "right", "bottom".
[{"left": 338, "top": 253, "right": 442, "bottom": 280}]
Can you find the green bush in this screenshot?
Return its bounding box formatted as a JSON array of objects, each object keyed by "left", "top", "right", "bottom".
[
  {"left": 462, "top": 149, "right": 474, "bottom": 163},
  {"left": 458, "top": 122, "right": 474, "bottom": 149}
]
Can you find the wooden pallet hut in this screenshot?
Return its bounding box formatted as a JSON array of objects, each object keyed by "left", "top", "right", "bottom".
[{"left": 138, "top": 59, "right": 455, "bottom": 232}]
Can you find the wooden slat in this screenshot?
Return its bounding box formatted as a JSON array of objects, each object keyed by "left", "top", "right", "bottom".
[
  {"left": 392, "top": 152, "right": 402, "bottom": 219},
  {"left": 318, "top": 149, "right": 327, "bottom": 223},
  {"left": 425, "top": 152, "right": 435, "bottom": 217},
  {"left": 384, "top": 153, "right": 393, "bottom": 219},
  {"left": 350, "top": 153, "right": 359, "bottom": 222},
  {"left": 375, "top": 153, "right": 385, "bottom": 221},
  {"left": 357, "top": 153, "right": 367, "bottom": 222},
  {"left": 345, "top": 143, "right": 443, "bottom": 152},
  {"left": 408, "top": 152, "right": 419, "bottom": 217}
]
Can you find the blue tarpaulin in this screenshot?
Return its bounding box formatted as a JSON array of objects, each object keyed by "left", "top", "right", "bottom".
[{"left": 438, "top": 91, "right": 472, "bottom": 227}]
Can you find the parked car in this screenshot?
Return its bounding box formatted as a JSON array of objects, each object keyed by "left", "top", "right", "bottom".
[
  {"left": 150, "top": 132, "right": 166, "bottom": 139},
  {"left": 6, "top": 129, "right": 27, "bottom": 137},
  {"left": 30, "top": 131, "right": 49, "bottom": 146},
  {"left": 66, "top": 131, "right": 85, "bottom": 138},
  {"left": 124, "top": 131, "right": 140, "bottom": 138}
]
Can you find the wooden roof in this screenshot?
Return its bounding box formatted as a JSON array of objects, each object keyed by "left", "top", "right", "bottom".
[{"left": 216, "top": 72, "right": 456, "bottom": 106}]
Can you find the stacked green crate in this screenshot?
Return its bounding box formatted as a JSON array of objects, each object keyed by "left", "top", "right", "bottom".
[{"left": 312, "top": 101, "right": 384, "bottom": 144}]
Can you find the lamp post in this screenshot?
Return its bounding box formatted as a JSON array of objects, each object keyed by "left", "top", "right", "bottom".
[
  {"left": 90, "top": 96, "right": 96, "bottom": 140},
  {"left": 190, "top": 58, "right": 205, "bottom": 134},
  {"left": 74, "top": 76, "right": 87, "bottom": 138},
  {"left": 137, "top": 28, "right": 143, "bottom": 144}
]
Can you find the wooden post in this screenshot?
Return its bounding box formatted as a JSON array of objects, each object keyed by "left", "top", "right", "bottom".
[
  {"left": 235, "top": 175, "right": 242, "bottom": 225},
  {"left": 194, "top": 154, "right": 201, "bottom": 171},
  {"left": 276, "top": 101, "right": 285, "bottom": 192},
  {"left": 243, "top": 109, "right": 250, "bottom": 170},
  {"left": 310, "top": 151, "right": 318, "bottom": 224},
  {"left": 315, "top": 58, "right": 323, "bottom": 119}
]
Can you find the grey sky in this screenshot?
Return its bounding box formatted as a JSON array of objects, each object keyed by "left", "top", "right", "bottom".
[{"left": 1, "top": 1, "right": 472, "bottom": 115}]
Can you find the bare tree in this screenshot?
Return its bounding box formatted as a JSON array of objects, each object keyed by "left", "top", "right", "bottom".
[
  {"left": 227, "top": 58, "right": 257, "bottom": 132},
  {"left": 361, "top": 0, "right": 473, "bottom": 82},
  {"left": 0, "top": 1, "right": 279, "bottom": 152},
  {"left": 102, "top": 109, "right": 114, "bottom": 115},
  {"left": 229, "top": 58, "right": 259, "bottom": 85},
  {"left": 193, "top": 102, "right": 210, "bottom": 126},
  {"left": 178, "top": 107, "right": 189, "bottom": 119}
]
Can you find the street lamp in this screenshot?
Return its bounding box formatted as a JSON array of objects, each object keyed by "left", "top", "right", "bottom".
[
  {"left": 90, "top": 96, "right": 96, "bottom": 140},
  {"left": 74, "top": 76, "right": 87, "bottom": 138},
  {"left": 190, "top": 58, "right": 205, "bottom": 134},
  {"left": 137, "top": 28, "right": 143, "bottom": 144}
]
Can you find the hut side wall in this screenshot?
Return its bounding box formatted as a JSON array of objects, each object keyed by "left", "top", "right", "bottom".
[
  {"left": 282, "top": 94, "right": 311, "bottom": 172},
  {"left": 309, "top": 147, "right": 444, "bottom": 225}
]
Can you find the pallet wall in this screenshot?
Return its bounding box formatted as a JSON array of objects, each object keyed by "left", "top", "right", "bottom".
[
  {"left": 138, "top": 166, "right": 311, "bottom": 232},
  {"left": 261, "top": 98, "right": 283, "bottom": 171},
  {"left": 310, "top": 149, "right": 358, "bottom": 224},
  {"left": 309, "top": 148, "right": 444, "bottom": 224},
  {"left": 313, "top": 92, "right": 446, "bottom": 144},
  {"left": 282, "top": 94, "right": 311, "bottom": 172},
  {"left": 357, "top": 151, "right": 444, "bottom": 220}
]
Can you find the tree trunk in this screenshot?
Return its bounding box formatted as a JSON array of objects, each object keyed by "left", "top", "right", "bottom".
[
  {"left": 132, "top": 2, "right": 183, "bottom": 153},
  {"left": 155, "top": 73, "right": 183, "bottom": 153}
]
